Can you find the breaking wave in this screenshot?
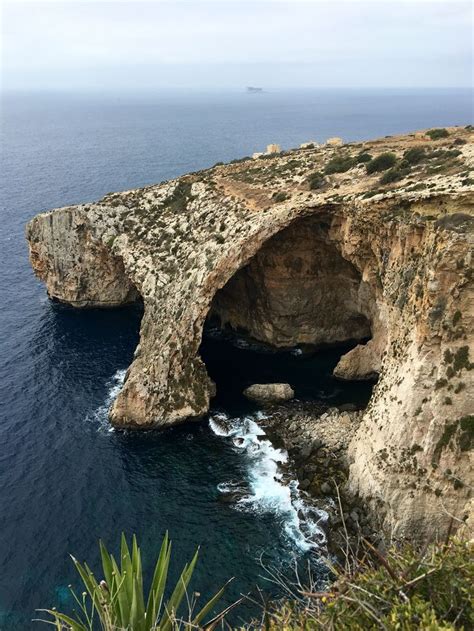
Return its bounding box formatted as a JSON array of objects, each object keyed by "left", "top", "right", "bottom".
[
  {"left": 86, "top": 368, "right": 127, "bottom": 432},
  {"left": 209, "top": 412, "right": 327, "bottom": 553}
]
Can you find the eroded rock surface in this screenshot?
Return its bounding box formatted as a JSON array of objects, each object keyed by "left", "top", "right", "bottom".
[
  {"left": 243, "top": 383, "right": 294, "bottom": 405},
  {"left": 261, "top": 403, "right": 376, "bottom": 551},
  {"left": 26, "top": 127, "right": 474, "bottom": 540}
]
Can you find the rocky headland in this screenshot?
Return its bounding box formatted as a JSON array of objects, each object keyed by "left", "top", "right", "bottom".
[{"left": 26, "top": 127, "right": 473, "bottom": 542}]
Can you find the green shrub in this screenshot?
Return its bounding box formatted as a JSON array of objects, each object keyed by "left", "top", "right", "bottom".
[
  {"left": 366, "top": 152, "right": 397, "bottom": 174},
  {"left": 403, "top": 147, "right": 426, "bottom": 165},
  {"left": 362, "top": 189, "right": 380, "bottom": 198},
  {"left": 38, "top": 533, "right": 231, "bottom": 630},
  {"left": 427, "top": 148, "right": 462, "bottom": 161},
  {"left": 230, "top": 156, "right": 251, "bottom": 164},
  {"left": 380, "top": 167, "right": 409, "bottom": 185},
  {"left": 307, "top": 171, "right": 326, "bottom": 189},
  {"left": 273, "top": 191, "right": 288, "bottom": 202},
  {"left": 427, "top": 128, "right": 450, "bottom": 140},
  {"left": 324, "top": 155, "right": 356, "bottom": 174},
  {"left": 453, "top": 345, "right": 472, "bottom": 372},
  {"left": 258, "top": 153, "right": 279, "bottom": 160},
  {"left": 262, "top": 538, "right": 474, "bottom": 630},
  {"left": 163, "top": 181, "right": 193, "bottom": 214},
  {"left": 356, "top": 152, "right": 373, "bottom": 163}
]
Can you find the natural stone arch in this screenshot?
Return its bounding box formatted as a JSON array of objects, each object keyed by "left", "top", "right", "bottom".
[
  {"left": 108, "top": 205, "right": 387, "bottom": 430},
  {"left": 110, "top": 206, "right": 330, "bottom": 428},
  {"left": 26, "top": 137, "right": 473, "bottom": 541}
]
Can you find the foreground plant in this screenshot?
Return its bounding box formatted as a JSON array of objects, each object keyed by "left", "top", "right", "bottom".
[
  {"left": 38, "top": 533, "right": 233, "bottom": 630},
  {"left": 259, "top": 537, "right": 473, "bottom": 630}
]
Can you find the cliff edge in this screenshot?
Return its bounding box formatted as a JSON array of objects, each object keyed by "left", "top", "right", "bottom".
[{"left": 26, "top": 127, "right": 474, "bottom": 540}]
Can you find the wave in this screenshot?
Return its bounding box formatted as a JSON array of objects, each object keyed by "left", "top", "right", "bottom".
[
  {"left": 209, "top": 412, "right": 327, "bottom": 553},
  {"left": 86, "top": 368, "right": 126, "bottom": 432}
]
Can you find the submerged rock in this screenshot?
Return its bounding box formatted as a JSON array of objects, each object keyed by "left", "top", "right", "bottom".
[{"left": 243, "top": 383, "right": 294, "bottom": 405}]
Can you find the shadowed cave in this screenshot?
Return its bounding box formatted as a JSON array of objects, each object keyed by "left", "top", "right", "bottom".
[{"left": 200, "top": 216, "right": 376, "bottom": 411}]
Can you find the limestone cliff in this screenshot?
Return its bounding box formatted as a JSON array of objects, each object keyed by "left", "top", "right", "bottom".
[{"left": 26, "top": 127, "right": 473, "bottom": 540}]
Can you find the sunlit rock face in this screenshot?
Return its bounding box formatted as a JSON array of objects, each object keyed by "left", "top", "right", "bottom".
[
  {"left": 26, "top": 127, "right": 474, "bottom": 541},
  {"left": 27, "top": 208, "right": 139, "bottom": 307}
]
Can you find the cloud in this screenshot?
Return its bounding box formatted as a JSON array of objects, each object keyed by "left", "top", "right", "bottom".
[{"left": 1, "top": 1, "right": 472, "bottom": 90}]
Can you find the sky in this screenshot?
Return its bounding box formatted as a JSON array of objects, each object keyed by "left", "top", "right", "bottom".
[{"left": 1, "top": 0, "right": 473, "bottom": 91}]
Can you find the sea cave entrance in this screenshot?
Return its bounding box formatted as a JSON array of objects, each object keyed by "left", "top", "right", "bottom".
[{"left": 199, "top": 215, "right": 377, "bottom": 414}]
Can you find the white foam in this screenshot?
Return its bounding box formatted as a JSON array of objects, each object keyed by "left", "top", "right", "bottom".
[
  {"left": 87, "top": 368, "right": 126, "bottom": 432},
  {"left": 209, "top": 412, "right": 327, "bottom": 553}
]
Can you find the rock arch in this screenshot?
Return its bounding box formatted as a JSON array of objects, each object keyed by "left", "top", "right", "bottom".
[
  {"left": 108, "top": 205, "right": 387, "bottom": 430},
  {"left": 26, "top": 171, "right": 473, "bottom": 540}
]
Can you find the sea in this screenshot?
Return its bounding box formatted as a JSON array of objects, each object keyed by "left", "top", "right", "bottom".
[{"left": 0, "top": 88, "right": 472, "bottom": 629}]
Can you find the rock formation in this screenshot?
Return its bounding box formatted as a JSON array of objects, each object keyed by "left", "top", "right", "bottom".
[
  {"left": 243, "top": 383, "right": 295, "bottom": 405},
  {"left": 26, "top": 127, "right": 474, "bottom": 540}
]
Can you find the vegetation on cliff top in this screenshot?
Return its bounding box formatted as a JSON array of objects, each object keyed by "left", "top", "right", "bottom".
[
  {"left": 99, "top": 127, "right": 471, "bottom": 218},
  {"left": 427, "top": 128, "right": 450, "bottom": 140},
  {"left": 366, "top": 152, "right": 397, "bottom": 174},
  {"left": 259, "top": 537, "right": 473, "bottom": 630},
  {"left": 39, "top": 535, "right": 473, "bottom": 630}
]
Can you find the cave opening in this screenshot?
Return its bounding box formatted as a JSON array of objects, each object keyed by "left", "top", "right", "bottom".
[{"left": 199, "top": 215, "right": 376, "bottom": 414}]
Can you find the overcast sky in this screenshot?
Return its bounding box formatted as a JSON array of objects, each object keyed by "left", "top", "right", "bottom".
[{"left": 1, "top": 1, "right": 472, "bottom": 91}]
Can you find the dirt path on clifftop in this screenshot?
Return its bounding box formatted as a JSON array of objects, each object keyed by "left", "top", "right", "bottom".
[{"left": 216, "top": 177, "right": 273, "bottom": 211}]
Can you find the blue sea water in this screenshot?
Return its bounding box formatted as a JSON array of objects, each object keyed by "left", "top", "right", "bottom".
[{"left": 0, "top": 88, "right": 472, "bottom": 629}]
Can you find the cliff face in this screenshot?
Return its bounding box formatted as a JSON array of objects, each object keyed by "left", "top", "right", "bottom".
[
  {"left": 26, "top": 128, "right": 473, "bottom": 540},
  {"left": 209, "top": 215, "right": 374, "bottom": 348}
]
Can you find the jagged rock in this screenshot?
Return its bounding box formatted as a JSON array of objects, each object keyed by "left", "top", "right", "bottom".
[
  {"left": 299, "top": 443, "right": 313, "bottom": 460},
  {"left": 320, "top": 482, "right": 332, "bottom": 494},
  {"left": 26, "top": 127, "right": 474, "bottom": 541},
  {"left": 334, "top": 341, "right": 380, "bottom": 380},
  {"left": 299, "top": 478, "right": 311, "bottom": 491},
  {"left": 243, "top": 383, "right": 294, "bottom": 405},
  {"left": 311, "top": 438, "right": 324, "bottom": 452}
]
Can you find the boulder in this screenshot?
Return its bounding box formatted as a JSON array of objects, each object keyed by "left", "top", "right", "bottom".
[
  {"left": 299, "top": 443, "right": 313, "bottom": 460},
  {"left": 334, "top": 342, "right": 380, "bottom": 381},
  {"left": 243, "top": 383, "right": 294, "bottom": 406},
  {"left": 320, "top": 481, "right": 332, "bottom": 495},
  {"left": 326, "top": 136, "right": 343, "bottom": 147}
]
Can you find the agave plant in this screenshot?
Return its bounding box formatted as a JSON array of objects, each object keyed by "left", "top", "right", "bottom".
[{"left": 38, "top": 533, "right": 233, "bottom": 630}]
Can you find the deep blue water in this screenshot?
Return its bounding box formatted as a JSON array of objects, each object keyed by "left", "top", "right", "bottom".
[{"left": 0, "top": 89, "right": 472, "bottom": 629}]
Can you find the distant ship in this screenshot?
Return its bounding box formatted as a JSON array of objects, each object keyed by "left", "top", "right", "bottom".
[{"left": 246, "top": 86, "right": 263, "bottom": 93}]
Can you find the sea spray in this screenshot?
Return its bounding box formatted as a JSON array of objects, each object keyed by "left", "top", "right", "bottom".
[
  {"left": 87, "top": 368, "right": 126, "bottom": 432},
  {"left": 209, "top": 412, "right": 327, "bottom": 553}
]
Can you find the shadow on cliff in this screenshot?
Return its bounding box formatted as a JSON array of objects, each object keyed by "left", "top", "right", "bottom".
[
  {"left": 198, "top": 215, "right": 377, "bottom": 415},
  {"left": 199, "top": 323, "right": 374, "bottom": 416}
]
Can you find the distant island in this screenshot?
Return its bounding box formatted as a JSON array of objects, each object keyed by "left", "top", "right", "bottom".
[{"left": 246, "top": 86, "right": 263, "bottom": 93}]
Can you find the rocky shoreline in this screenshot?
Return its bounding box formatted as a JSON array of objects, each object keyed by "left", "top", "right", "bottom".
[
  {"left": 260, "top": 401, "right": 381, "bottom": 556},
  {"left": 26, "top": 126, "right": 473, "bottom": 541}
]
